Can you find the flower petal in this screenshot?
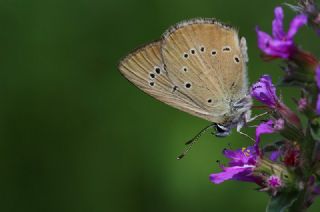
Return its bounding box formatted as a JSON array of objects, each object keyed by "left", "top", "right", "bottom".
[
  {"left": 266, "top": 39, "right": 294, "bottom": 58},
  {"left": 317, "top": 94, "right": 320, "bottom": 115},
  {"left": 251, "top": 75, "right": 279, "bottom": 107},
  {"left": 256, "top": 27, "right": 293, "bottom": 58},
  {"left": 316, "top": 66, "right": 320, "bottom": 89},
  {"left": 287, "top": 14, "right": 308, "bottom": 40},
  {"left": 223, "top": 146, "right": 256, "bottom": 166},
  {"left": 315, "top": 66, "right": 320, "bottom": 115},
  {"left": 298, "top": 98, "right": 307, "bottom": 111},
  {"left": 209, "top": 166, "right": 253, "bottom": 184},
  {"left": 256, "top": 28, "right": 273, "bottom": 53},
  {"left": 287, "top": 14, "right": 308, "bottom": 39},
  {"left": 231, "top": 168, "right": 260, "bottom": 183},
  {"left": 270, "top": 150, "right": 281, "bottom": 161},
  {"left": 314, "top": 185, "right": 320, "bottom": 195},
  {"left": 272, "top": 7, "right": 285, "bottom": 39},
  {"left": 255, "top": 120, "right": 277, "bottom": 143}
]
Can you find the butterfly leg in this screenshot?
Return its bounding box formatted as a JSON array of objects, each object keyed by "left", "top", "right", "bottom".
[
  {"left": 247, "top": 111, "right": 269, "bottom": 122},
  {"left": 235, "top": 118, "right": 255, "bottom": 142},
  {"left": 236, "top": 124, "right": 256, "bottom": 142},
  {"left": 236, "top": 111, "right": 269, "bottom": 142}
]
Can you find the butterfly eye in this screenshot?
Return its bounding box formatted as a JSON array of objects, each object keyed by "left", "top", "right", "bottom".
[
  {"left": 222, "top": 46, "right": 231, "bottom": 52},
  {"left": 234, "top": 56, "right": 240, "bottom": 63}
]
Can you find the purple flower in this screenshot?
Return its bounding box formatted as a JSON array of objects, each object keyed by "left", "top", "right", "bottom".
[
  {"left": 314, "top": 185, "right": 320, "bottom": 196},
  {"left": 316, "top": 66, "right": 320, "bottom": 88},
  {"left": 223, "top": 147, "right": 257, "bottom": 166},
  {"left": 251, "top": 75, "right": 302, "bottom": 128},
  {"left": 298, "top": 98, "right": 308, "bottom": 111},
  {"left": 267, "top": 175, "right": 283, "bottom": 196},
  {"left": 270, "top": 150, "right": 281, "bottom": 161},
  {"left": 255, "top": 119, "right": 284, "bottom": 143},
  {"left": 283, "top": 143, "right": 300, "bottom": 167},
  {"left": 267, "top": 175, "right": 282, "bottom": 189},
  {"left": 251, "top": 75, "right": 279, "bottom": 108},
  {"left": 316, "top": 66, "right": 320, "bottom": 115},
  {"left": 317, "top": 95, "right": 320, "bottom": 115},
  {"left": 256, "top": 6, "right": 307, "bottom": 59},
  {"left": 210, "top": 147, "right": 259, "bottom": 184}
]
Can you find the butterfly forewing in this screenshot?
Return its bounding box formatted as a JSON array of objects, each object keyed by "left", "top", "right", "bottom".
[
  {"left": 161, "top": 18, "right": 248, "bottom": 121},
  {"left": 118, "top": 40, "right": 221, "bottom": 122}
]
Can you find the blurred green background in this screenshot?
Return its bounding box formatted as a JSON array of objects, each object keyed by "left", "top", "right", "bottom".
[{"left": 0, "top": 0, "right": 319, "bottom": 211}]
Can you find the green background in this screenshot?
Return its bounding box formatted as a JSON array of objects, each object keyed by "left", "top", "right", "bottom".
[{"left": 0, "top": 0, "right": 319, "bottom": 211}]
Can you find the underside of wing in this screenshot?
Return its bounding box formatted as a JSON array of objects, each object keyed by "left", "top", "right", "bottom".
[
  {"left": 161, "top": 18, "right": 248, "bottom": 119},
  {"left": 118, "top": 40, "right": 224, "bottom": 123}
]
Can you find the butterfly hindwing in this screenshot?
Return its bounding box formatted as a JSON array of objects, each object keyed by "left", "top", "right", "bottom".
[{"left": 118, "top": 40, "right": 222, "bottom": 122}]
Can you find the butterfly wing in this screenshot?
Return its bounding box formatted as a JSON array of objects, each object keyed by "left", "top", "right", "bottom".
[
  {"left": 118, "top": 40, "right": 223, "bottom": 122},
  {"left": 161, "top": 18, "right": 249, "bottom": 123}
]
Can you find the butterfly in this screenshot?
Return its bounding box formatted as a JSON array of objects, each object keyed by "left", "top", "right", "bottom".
[{"left": 118, "top": 18, "right": 252, "bottom": 157}]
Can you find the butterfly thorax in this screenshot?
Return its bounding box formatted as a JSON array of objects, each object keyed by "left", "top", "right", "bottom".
[{"left": 214, "top": 95, "right": 252, "bottom": 137}]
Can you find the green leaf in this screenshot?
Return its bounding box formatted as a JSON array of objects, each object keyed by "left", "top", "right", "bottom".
[{"left": 266, "top": 192, "right": 299, "bottom": 212}]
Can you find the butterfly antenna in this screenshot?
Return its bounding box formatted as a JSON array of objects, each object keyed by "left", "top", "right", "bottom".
[
  {"left": 177, "top": 124, "right": 214, "bottom": 160},
  {"left": 237, "top": 130, "right": 256, "bottom": 143}
]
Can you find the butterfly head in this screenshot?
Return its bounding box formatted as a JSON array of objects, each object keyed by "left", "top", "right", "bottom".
[{"left": 214, "top": 123, "right": 232, "bottom": 137}]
